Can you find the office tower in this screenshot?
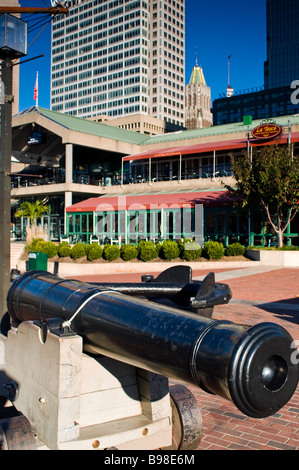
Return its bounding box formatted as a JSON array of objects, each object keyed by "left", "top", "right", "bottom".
[
  {"left": 185, "top": 63, "right": 212, "bottom": 129},
  {"left": 264, "top": 0, "right": 299, "bottom": 89},
  {"left": 212, "top": 0, "right": 299, "bottom": 125},
  {"left": 51, "top": 0, "right": 185, "bottom": 127}
]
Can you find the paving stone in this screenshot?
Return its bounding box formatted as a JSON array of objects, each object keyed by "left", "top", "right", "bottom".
[{"left": 71, "top": 265, "right": 299, "bottom": 451}]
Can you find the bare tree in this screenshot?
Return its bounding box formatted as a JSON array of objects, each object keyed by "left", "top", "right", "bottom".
[{"left": 226, "top": 144, "right": 299, "bottom": 247}]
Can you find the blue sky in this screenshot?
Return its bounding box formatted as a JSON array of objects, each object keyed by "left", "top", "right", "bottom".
[{"left": 18, "top": 0, "right": 267, "bottom": 112}]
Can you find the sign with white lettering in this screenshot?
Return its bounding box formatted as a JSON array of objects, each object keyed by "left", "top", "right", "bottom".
[{"left": 251, "top": 123, "right": 283, "bottom": 140}]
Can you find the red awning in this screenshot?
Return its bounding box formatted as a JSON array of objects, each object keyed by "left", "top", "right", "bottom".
[
  {"left": 66, "top": 190, "right": 237, "bottom": 213},
  {"left": 122, "top": 139, "right": 248, "bottom": 161}
]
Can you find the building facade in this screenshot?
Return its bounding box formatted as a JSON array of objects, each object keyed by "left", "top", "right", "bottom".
[
  {"left": 88, "top": 113, "right": 185, "bottom": 134},
  {"left": 10, "top": 107, "right": 299, "bottom": 246},
  {"left": 212, "top": 85, "right": 299, "bottom": 126},
  {"left": 50, "top": 0, "right": 185, "bottom": 127},
  {"left": 264, "top": 0, "right": 299, "bottom": 89},
  {"left": 185, "top": 64, "right": 212, "bottom": 129},
  {"left": 212, "top": 0, "right": 299, "bottom": 126}
]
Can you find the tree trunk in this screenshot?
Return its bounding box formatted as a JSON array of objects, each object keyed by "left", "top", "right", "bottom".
[{"left": 277, "top": 230, "right": 283, "bottom": 248}]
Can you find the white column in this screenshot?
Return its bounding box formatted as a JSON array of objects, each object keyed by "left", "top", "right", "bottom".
[
  {"left": 64, "top": 192, "right": 72, "bottom": 235},
  {"left": 65, "top": 143, "right": 73, "bottom": 184}
]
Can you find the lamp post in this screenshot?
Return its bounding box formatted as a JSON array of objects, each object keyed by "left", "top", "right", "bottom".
[{"left": 0, "top": 14, "right": 27, "bottom": 328}]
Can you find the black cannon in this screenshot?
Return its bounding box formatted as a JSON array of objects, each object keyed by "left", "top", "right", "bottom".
[{"left": 6, "top": 270, "right": 298, "bottom": 424}]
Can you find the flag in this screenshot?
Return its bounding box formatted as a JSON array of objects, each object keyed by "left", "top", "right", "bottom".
[
  {"left": 228, "top": 55, "right": 232, "bottom": 61},
  {"left": 34, "top": 72, "right": 38, "bottom": 105}
]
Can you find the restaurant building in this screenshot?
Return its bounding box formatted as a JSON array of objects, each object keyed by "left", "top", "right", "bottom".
[{"left": 11, "top": 107, "right": 299, "bottom": 246}]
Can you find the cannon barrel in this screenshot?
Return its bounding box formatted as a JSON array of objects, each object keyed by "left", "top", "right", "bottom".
[{"left": 7, "top": 271, "right": 299, "bottom": 419}]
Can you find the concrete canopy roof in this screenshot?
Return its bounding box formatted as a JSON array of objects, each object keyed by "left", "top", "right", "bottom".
[{"left": 12, "top": 108, "right": 299, "bottom": 163}]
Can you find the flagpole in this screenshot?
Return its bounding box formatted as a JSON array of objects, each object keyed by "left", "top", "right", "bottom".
[
  {"left": 34, "top": 71, "right": 39, "bottom": 107},
  {"left": 36, "top": 71, "right": 38, "bottom": 107}
]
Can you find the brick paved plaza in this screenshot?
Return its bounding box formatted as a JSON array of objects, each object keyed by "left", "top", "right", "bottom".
[{"left": 72, "top": 266, "right": 299, "bottom": 451}]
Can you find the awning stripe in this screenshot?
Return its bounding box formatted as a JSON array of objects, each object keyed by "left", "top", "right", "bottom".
[
  {"left": 123, "top": 132, "right": 299, "bottom": 162},
  {"left": 66, "top": 190, "right": 237, "bottom": 213}
]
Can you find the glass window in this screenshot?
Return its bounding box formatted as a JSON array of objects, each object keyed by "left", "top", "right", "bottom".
[
  {"left": 75, "top": 215, "right": 80, "bottom": 232},
  {"left": 206, "top": 212, "right": 215, "bottom": 233},
  {"left": 228, "top": 212, "right": 237, "bottom": 234},
  {"left": 89, "top": 213, "right": 93, "bottom": 233},
  {"left": 96, "top": 214, "right": 104, "bottom": 233},
  {"left": 81, "top": 214, "right": 87, "bottom": 232},
  {"left": 68, "top": 214, "right": 74, "bottom": 233},
  {"left": 217, "top": 212, "right": 226, "bottom": 234}
]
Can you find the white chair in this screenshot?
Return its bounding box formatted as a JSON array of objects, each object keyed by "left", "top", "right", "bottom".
[
  {"left": 60, "top": 234, "right": 70, "bottom": 243},
  {"left": 90, "top": 234, "right": 100, "bottom": 244}
]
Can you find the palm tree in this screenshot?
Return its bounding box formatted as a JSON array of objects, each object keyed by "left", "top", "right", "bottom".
[{"left": 15, "top": 200, "right": 50, "bottom": 240}]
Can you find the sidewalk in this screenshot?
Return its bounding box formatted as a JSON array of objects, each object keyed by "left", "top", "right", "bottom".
[
  {"left": 72, "top": 265, "right": 299, "bottom": 450},
  {"left": 191, "top": 267, "right": 299, "bottom": 450}
]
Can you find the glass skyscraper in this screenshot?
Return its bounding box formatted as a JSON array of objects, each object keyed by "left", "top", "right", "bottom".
[
  {"left": 50, "top": 0, "right": 185, "bottom": 127},
  {"left": 264, "top": 0, "right": 299, "bottom": 89}
]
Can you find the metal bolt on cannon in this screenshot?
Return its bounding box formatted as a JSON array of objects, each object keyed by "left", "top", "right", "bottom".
[{"left": 0, "top": 266, "right": 298, "bottom": 450}]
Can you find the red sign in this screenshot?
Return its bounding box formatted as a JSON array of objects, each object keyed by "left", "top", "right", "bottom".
[{"left": 251, "top": 123, "right": 283, "bottom": 140}]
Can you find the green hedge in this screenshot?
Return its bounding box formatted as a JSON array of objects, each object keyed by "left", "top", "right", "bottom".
[
  {"left": 26, "top": 238, "right": 254, "bottom": 263},
  {"left": 178, "top": 238, "right": 202, "bottom": 261},
  {"left": 120, "top": 244, "right": 138, "bottom": 261},
  {"left": 86, "top": 242, "right": 103, "bottom": 261},
  {"left": 58, "top": 242, "right": 71, "bottom": 257},
  {"left": 70, "top": 242, "right": 86, "bottom": 260},
  {"left": 27, "top": 238, "right": 58, "bottom": 258},
  {"left": 225, "top": 242, "right": 245, "bottom": 256},
  {"left": 202, "top": 241, "right": 225, "bottom": 260},
  {"left": 103, "top": 244, "right": 120, "bottom": 261},
  {"left": 160, "top": 240, "right": 180, "bottom": 260},
  {"left": 138, "top": 241, "right": 158, "bottom": 261}
]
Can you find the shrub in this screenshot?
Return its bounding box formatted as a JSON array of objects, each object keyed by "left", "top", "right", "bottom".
[
  {"left": 160, "top": 240, "right": 180, "bottom": 260},
  {"left": 26, "top": 237, "right": 45, "bottom": 251},
  {"left": 278, "top": 245, "right": 299, "bottom": 251},
  {"left": 202, "top": 241, "right": 224, "bottom": 260},
  {"left": 225, "top": 242, "right": 245, "bottom": 257},
  {"left": 138, "top": 241, "right": 158, "bottom": 262},
  {"left": 58, "top": 244, "right": 72, "bottom": 257},
  {"left": 137, "top": 240, "right": 148, "bottom": 255},
  {"left": 120, "top": 244, "right": 138, "bottom": 261},
  {"left": 42, "top": 241, "right": 58, "bottom": 258},
  {"left": 155, "top": 241, "right": 163, "bottom": 257},
  {"left": 70, "top": 242, "right": 86, "bottom": 260},
  {"left": 57, "top": 241, "right": 71, "bottom": 257},
  {"left": 28, "top": 239, "right": 46, "bottom": 253},
  {"left": 103, "top": 244, "right": 120, "bottom": 261},
  {"left": 30, "top": 240, "right": 57, "bottom": 258},
  {"left": 86, "top": 243, "right": 103, "bottom": 261},
  {"left": 181, "top": 240, "right": 202, "bottom": 261}
]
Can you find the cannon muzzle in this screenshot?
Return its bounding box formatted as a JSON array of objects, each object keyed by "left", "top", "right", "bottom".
[{"left": 7, "top": 271, "right": 299, "bottom": 419}]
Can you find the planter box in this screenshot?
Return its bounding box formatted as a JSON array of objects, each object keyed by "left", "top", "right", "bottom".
[
  {"left": 246, "top": 249, "right": 299, "bottom": 267},
  {"left": 17, "top": 258, "right": 255, "bottom": 277}
]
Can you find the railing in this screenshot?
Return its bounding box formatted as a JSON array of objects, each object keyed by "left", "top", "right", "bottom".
[
  {"left": 11, "top": 166, "right": 234, "bottom": 189},
  {"left": 11, "top": 175, "right": 65, "bottom": 189}
]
